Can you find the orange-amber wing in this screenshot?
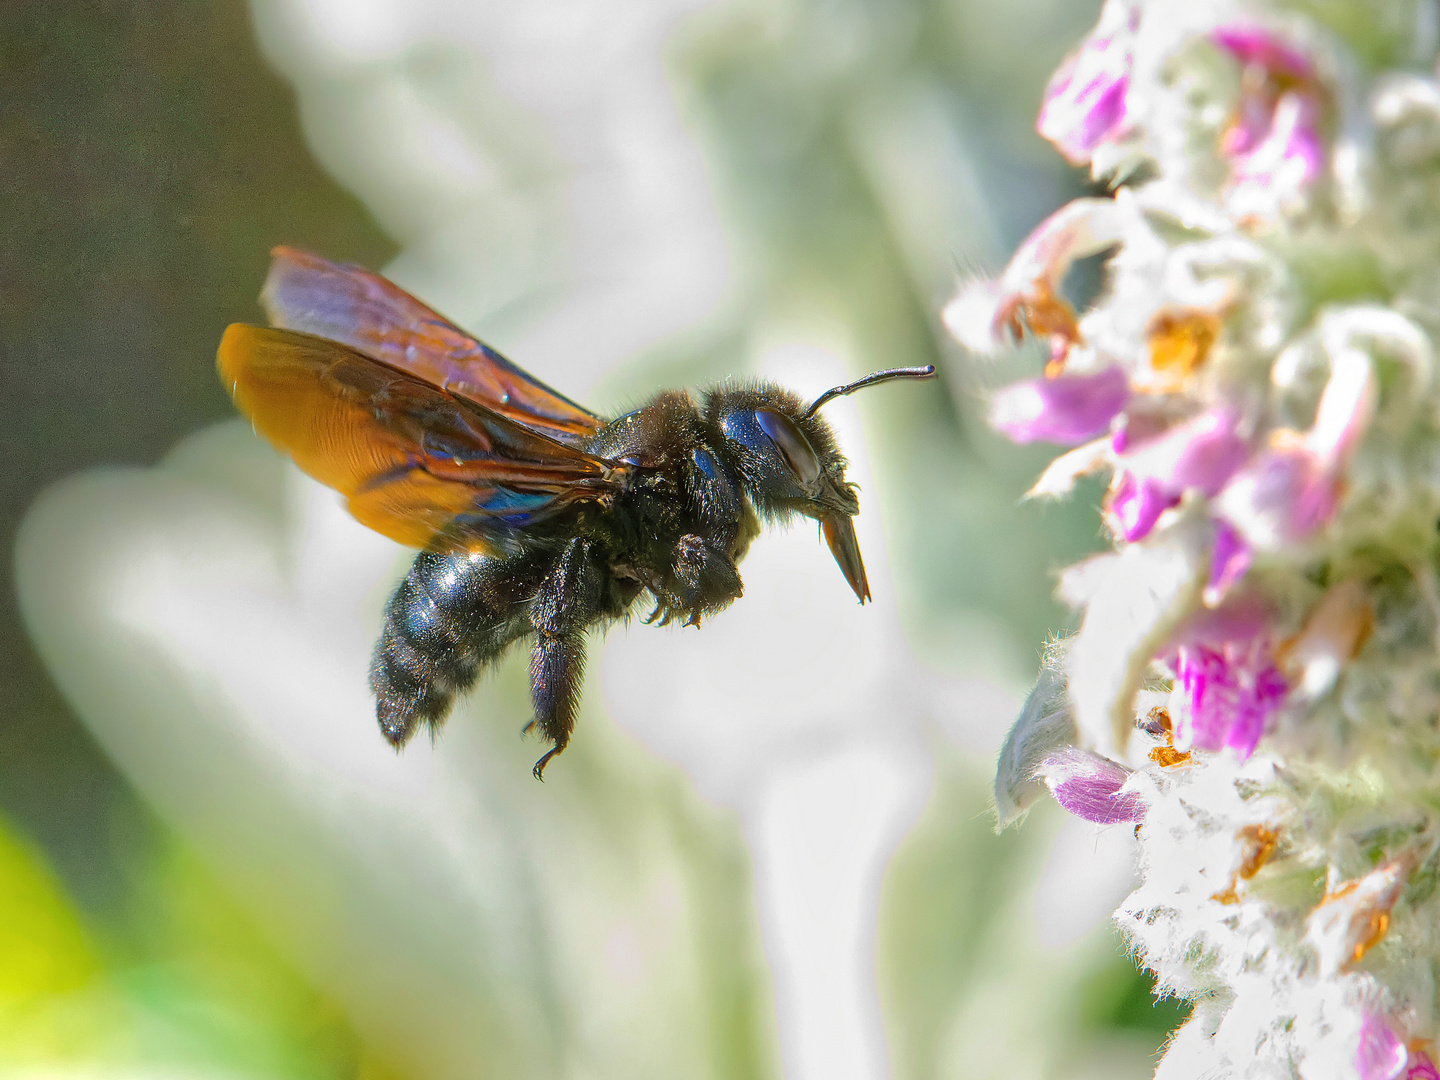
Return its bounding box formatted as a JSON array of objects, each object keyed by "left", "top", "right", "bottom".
[
  {"left": 261, "top": 247, "right": 604, "bottom": 447},
  {"left": 218, "top": 324, "right": 621, "bottom": 551}
]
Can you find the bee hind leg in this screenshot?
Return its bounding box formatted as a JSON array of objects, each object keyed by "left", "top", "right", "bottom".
[{"left": 527, "top": 539, "right": 605, "bottom": 780}]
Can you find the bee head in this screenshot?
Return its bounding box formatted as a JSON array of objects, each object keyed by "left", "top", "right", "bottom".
[{"left": 705, "top": 365, "right": 934, "bottom": 604}]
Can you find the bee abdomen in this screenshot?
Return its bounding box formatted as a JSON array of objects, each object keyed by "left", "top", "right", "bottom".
[{"left": 370, "top": 549, "right": 537, "bottom": 747}]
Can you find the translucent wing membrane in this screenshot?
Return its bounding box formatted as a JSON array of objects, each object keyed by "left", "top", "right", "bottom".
[
  {"left": 218, "top": 325, "right": 619, "bottom": 551},
  {"left": 262, "top": 247, "right": 604, "bottom": 447}
]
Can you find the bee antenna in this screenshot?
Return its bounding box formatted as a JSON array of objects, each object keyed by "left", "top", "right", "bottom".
[{"left": 803, "top": 365, "right": 937, "bottom": 418}]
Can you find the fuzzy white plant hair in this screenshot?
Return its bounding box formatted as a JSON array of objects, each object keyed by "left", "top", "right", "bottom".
[{"left": 953, "top": 1, "right": 1440, "bottom": 1076}]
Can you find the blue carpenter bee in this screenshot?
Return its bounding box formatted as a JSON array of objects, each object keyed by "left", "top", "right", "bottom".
[{"left": 219, "top": 249, "right": 934, "bottom": 777}]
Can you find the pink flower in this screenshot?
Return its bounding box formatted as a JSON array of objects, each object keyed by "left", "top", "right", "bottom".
[
  {"left": 1212, "top": 26, "right": 1314, "bottom": 94},
  {"left": 1217, "top": 347, "right": 1376, "bottom": 549},
  {"left": 1038, "top": 13, "right": 1135, "bottom": 165},
  {"left": 1175, "top": 592, "right": 1272, "bottom": 647},
  {"left": 1408, "top": 1051, "right": 1440, "bottom": 1080},
  {"left": 1169, "top": 606, "right": 1287, "bottom": 758},
  {"left": 1108, "top": 473, "right": 1174, "bottom": 542},
  {"left": 1205, "top": 520, "right": 1252, "bottom": 605},
  {"left": 1038, "top": 747, "right": 1146, "bottom": 824},
  {"left": 1356, "top": 1014, "right": 1409, "bottom": 1080},
  {"left": 1228, "top": 93, "right": 1326, "bottom": 215},
  {"left": 991, "top": 366, "right": 1130, "bottom": 445},
  {"left": 1106, "top": 409, "right": 1251, "bottom": 542},
  {"left": 944, "top": 197, "right": 1132, "bottom": 357},
  {"left": 1216, "top": 443, "right": 1340, "bottom": 544},
  {"left": 1211, "top": 26, "right": 1327, "bottom": 217}
]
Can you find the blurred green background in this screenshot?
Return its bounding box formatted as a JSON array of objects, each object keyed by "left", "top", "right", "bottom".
[{"left": 2, "top": 1, "right": 1185, "bottom": 1077}]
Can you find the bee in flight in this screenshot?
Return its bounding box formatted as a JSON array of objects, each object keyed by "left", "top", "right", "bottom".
[{"left": 218, "top": 248, "right": 934, "bottom": 778}]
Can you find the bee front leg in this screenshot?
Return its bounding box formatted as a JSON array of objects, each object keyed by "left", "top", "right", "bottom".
[
  {"left": 527, "top": 539, "right": 604, "bottom": 780},
  {"left": 670, "top": 534, "right": 744, "bottom": 627}
]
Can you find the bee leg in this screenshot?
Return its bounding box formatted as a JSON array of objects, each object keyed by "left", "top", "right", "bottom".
[
  {"left": 529, "top": 631, "right": 586, "bottom": 780},
  {"left": 532, "top": 744, "right": 564, "bottom": 781},
  {"left": 670, "top": 534, "right": 744, "bottom": 627},
  {"left": 527, "top": 539, "right": 603, "bottom": 780}
]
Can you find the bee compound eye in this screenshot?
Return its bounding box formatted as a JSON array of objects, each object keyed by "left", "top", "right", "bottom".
[{"left": 755, "top": 409, "right": 821, "bottom": 485}]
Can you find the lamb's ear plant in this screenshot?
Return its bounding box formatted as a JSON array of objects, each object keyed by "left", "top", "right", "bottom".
[{"left": 950, "top": 2, "right": 1440, "bottom": 1076}]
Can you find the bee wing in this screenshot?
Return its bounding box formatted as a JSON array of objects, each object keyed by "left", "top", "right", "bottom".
[
  {"left": 261, "top": 247, "right": 604, "bottom": 447},
  {"left": 218, "top": 324, "right": 621, "bottom": 551}
]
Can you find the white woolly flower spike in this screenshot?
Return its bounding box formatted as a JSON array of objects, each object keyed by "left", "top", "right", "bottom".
[{"left": 950, "top": 0, "right": 1440, "bottom": 1076}]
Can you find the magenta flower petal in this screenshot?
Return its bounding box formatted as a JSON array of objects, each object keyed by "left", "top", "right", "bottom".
[
  {"left": 1227, "top": 93, "right": 1326, "bottom": 213},
  {"left": 1108, "top": 472, "right": 1178, "bottom": 542},
  {"left": 1216, "top": 446, "right": 1340, "bottom": 549},
  {"left": 1173, "top": 640, "right": 1287, "bottom": 757},
  {"left": 1208, "top": 25, "right": 1327, "bottom": 216},
  {"left": 1038, "top": 31, "right": 1133, "bottom": 165},
  {"left": 1205, "top": 520, "right": 1253, "bottom": 604},
  {"left": 990, "top": 366, "right": 1129, "bottom": 445},
  {"left": 1108, "top": 409, "right": 1251, "bottom": 542},
  {"left": 1164, "top": 411, "right": 1251, "bottom": 495},
  {"left": 1408, "top": 1051, "right": 1440, "bottom": 1080},
  {"left": 1039, "top": 747, "right": 1146, "bottom": 824},
  {"left": 1356, "top": 1014, "right": 1409, "bottom": 1080},
  {"left": 1173, "top": 593, "right": 1271, "bottom": 648},
  {"left": 1221, "top": 347, "right": 1379, "bottom": 547},
  {"left": 1211, "top": 26, "right": 1315, "bottom": 81},
  {"left": 947, "top": 197, "right": 1135, "bottom": 357}
]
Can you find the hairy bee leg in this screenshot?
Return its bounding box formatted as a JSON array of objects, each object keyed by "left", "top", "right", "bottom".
[
  {"left": 529, "top": 631, "right": 586, "bottom": 780},
  {"left": 670, "top": 534, "right": 744, "bottom": 626},
  {"left": 371, "top": 549, "right": 544, "bottom": 747},
  {"left": 527, "top": 538, "right": 603, "bottom": 779}
]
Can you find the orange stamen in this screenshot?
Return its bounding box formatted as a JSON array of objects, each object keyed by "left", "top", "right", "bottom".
[
  {"left": 1211, "top": 883, "right": 1240, "bottom": 905},
  {"left": 1142, "top": 308, "right": 1221, "bottom": 391},
  {"left": 1145, "top": 706, "right": 1192, "bottom": 767},
  {"left": 1237, "top": 824, "right": 1278, "bottom": 880},
  {"left": 1353, "top": 910, "right": 1391, "bottom": 963},
  {"left": 1208, "top": 824, "right": 1279, "bottom": 905}
]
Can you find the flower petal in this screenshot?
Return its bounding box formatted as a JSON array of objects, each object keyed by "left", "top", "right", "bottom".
[
  {"left": 1215, "top": 445, "right": 1338, "bottom": 550},
  {"left": 1355, "top": 1013, "right": 1408, "bottom": 1080},
  {"left": 1107, "top": 472, "right": 1177, "bottom": 542},
  {"left": 1039, "top": 747, "right": 1146, "bottom": 824},
  {"left": 1110, "top": 409, "right": 1252, "bottom": 542},
  {"left": 1211, "top": 26, "right": 1315, "bottom": 82},
  {"left": 990, "top": 366, "right": 1129, "bottom": 445},
  {"left": 1026, "top": 436, "right": 1113, "bottom": 500},
  {"left": 1210, "top": 26, "right": 1327, "bottom": 219},
  {"left": 945, "top": 196, "right": 1134, "bottom": 356},
  {"left": 1205, "top": 521, "right": 1252, "bottom": 606},
  {"left": 1171, "top": 641, "right": 1287, "bottom": 758},
  {"left": 1308, "top": 339, "right": 1379, "bottom": 467},
  {"left": 1038, "top": 14, "right": 1135, "bottom": 165}
]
